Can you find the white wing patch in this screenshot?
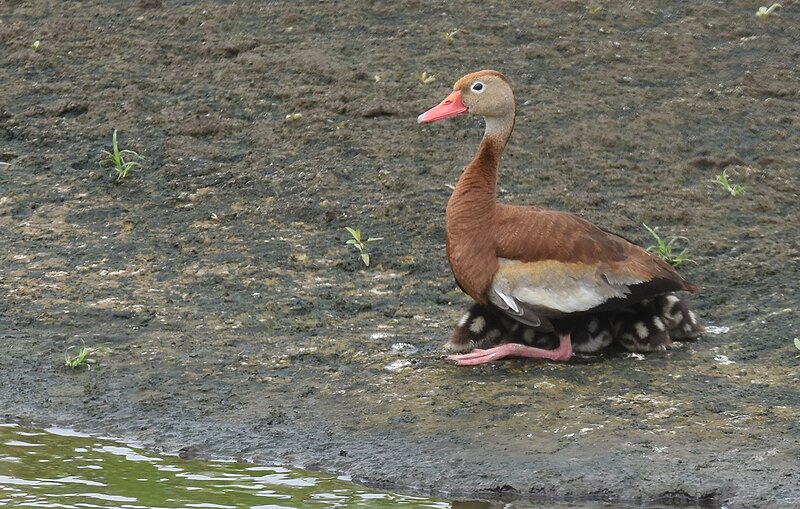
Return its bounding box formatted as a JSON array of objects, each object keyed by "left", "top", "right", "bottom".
[
  {"left": 495, "top": 289, "right": 521, "bottom": 313},
  {"left": 488, "top": 287, "right": 542, "bottom": 327},
  {"left": 490, "top": 258, "right": 642, "bottom": 316}
]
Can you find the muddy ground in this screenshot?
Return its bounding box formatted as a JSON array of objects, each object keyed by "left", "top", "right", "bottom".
[{"left": 1, "top": 1, "right": 798, "bottom": 508}]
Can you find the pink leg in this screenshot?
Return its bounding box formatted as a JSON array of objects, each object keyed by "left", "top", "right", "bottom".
[{"left": 446, "top": 334, "right": 573, "bottom": 366}]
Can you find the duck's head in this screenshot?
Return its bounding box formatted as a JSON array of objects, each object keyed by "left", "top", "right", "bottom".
[{"left": 417, "top": 70, "right": 515, "bottom": 124}]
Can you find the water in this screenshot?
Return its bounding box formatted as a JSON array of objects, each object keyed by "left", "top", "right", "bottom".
[
  {"left": 0, "top": 423, "right": 697, "bottom": 509},
  {"left": 0, "top": 423, "right": 455, "bottom": 509}
]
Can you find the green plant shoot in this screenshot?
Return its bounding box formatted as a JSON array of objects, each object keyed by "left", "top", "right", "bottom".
[
  {"left": 65, "top": 340, "right": 96, "bottom": 369},
  {"left": 100, "top": 130, "right": 142, "bottom": 183},
  {"left": 345, "top": 227, "right": 383, "bottom": 266},
  {"left": 415, "top": 71, "right": 436, "bottom": 84},
  {"left": 443, "top": 30, "right": 459, "bottom": 42},
  {"left": 715, "top": 170, "right": 745, "bottom": 197},
  {"left": 756, "top": 4, "right": 781, "bottom": 19},
  {"left": 643, "top": 223, "right": 693, "bottom": 268}
]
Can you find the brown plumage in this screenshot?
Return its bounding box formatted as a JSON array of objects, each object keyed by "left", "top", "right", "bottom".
[{"left": 418, "top": 70, "right": 703, "bottom": 365}]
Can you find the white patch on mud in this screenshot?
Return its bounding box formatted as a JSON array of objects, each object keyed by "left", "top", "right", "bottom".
[
  {"left": 704, "top": 325, "right": 730, "bottom": 334},
  {"left": 714, "top": 354, "right": 736, "bottom": 365},
  {"left": 384, "top": 359, "right": 413, "bottom": 372},
  {"left": 389, "top": 342, "right": 417, "bottom": 356}
]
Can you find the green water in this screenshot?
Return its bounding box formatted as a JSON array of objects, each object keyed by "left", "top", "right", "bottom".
[
  {"left": 0, "top": 423, "right": 457, "bottom": 508},
  {"left": 0, "top": 423, "right": 687, "bottom": 509}
]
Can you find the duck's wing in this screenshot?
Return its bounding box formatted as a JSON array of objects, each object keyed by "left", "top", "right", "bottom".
[{"left": 489, "top": 205, "right": 696, "bottom": 327}]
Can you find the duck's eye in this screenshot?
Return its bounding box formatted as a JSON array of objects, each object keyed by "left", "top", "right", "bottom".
[{"left": 471, "top": 81, "right": 485, "bottom": 93}]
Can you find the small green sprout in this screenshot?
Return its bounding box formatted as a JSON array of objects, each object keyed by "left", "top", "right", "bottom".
[
  {"left": 415, "top": 71, "right": 436, "bottom": 84},
  {"left": 345, "top": 227, "right": 383, "bottom": 266},
  {"left": 333, "top": 120, "right": 350, "bottom": 130},
  {"left": 643, "top": 223, "right": 693, "bottom": 268},
  {"left": 715, "top": 170, "right": 745, "bottom": 197},
  {"left": 100, "top": 130, "right": 142, "bottom": 183},
  {"left": 285, "top": 112, "right": 303, "bottom": 121},
  {"left": 586, "top": 5, "right": 601, "bottom": 14},
  {"left": 443, "top": 30, "right": 459, "bottom": 42},
  {"left": 32, "top": 40, "right": 41, "bottom": 50},
  {"left": 756, "top": 3, "right": 781, "bottom": 19},
  {"left": 65, "top": 340, "right": 96, "bottom": 369}
]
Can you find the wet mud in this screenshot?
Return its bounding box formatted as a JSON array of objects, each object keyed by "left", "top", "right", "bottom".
[{"left": 1, "top": 1, "right": 798, "bottom": 508}]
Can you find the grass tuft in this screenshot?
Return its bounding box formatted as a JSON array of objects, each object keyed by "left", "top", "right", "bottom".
[
  {"left": 643, "top": 223, "right": 693, "bottom": 268},
  {"left": 715, "top": 170, "right": 745, "bottom": 197},
  {"left": 100, "top": 130, "right": 142, "bottom": 183},
  {"left": 415, "top": 71, "right": 436, "bottom": 84},
  {"left": 65, "top": 340, "right": 96, "bottom": 369}
]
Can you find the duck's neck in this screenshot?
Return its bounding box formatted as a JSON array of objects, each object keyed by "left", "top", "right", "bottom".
[
  {"left": 447, "top": 117, "right": 513, "bottom": 230},
  {"left": 445, "top": 116, "right": 514, "bottom": 303}
]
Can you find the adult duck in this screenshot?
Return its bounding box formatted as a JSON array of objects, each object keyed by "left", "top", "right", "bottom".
[{"left": 418, "top": 70, "right": 703, "bottom": 366}]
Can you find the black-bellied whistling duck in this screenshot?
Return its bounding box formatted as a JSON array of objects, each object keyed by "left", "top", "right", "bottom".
[{"left": 418, "top": 70, "right": 703, "bottom": 366}]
